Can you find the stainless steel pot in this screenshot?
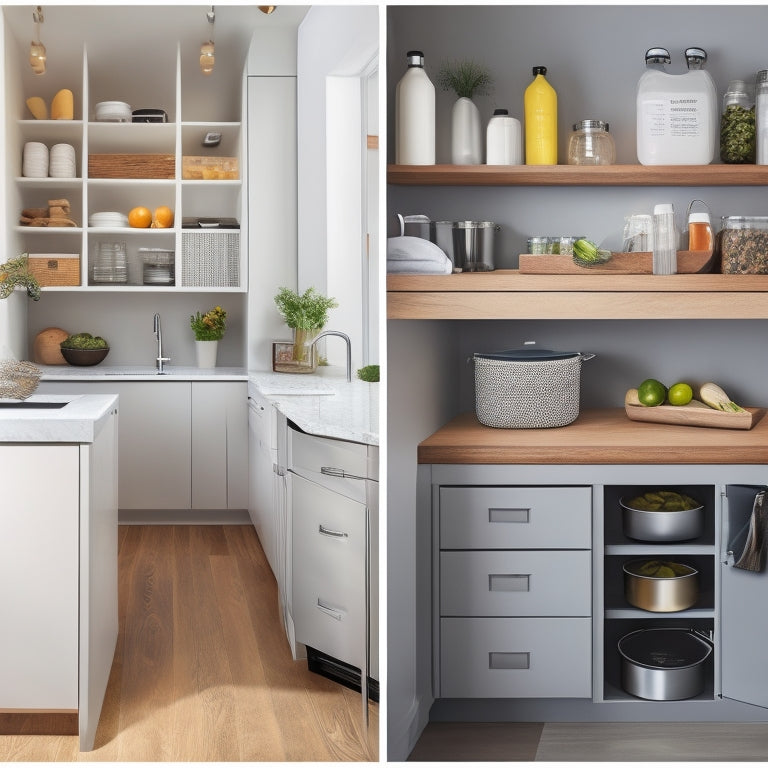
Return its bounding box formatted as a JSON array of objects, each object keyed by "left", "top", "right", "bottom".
[
  {"left": 618, "top": 628, "right": 712, "bottom": 701},
  {"left": 621, "top": 496, "right": 704, "bottom": 542},
  {"left": 623, "top": 559, "right": 699, "bottom": 612},
  {"left": 453, "top": 221, "right": 499, "bottom": 272}
]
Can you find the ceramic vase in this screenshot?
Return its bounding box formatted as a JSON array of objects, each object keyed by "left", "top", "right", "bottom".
[
  {"left": 195, "top": 339, "right": 218, "bottom": 369},
  {"left": 451, "top": 97, "right": 482, "bottom": 165}
]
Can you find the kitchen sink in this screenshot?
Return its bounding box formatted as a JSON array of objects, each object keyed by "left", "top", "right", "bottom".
[{"left": 0, "top": 401, "right": 69, "bottom": 409}]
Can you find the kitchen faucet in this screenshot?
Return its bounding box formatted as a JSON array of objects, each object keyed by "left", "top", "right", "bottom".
[
  {"left": 153, "top": 312, "right": 171, "bottom": 374},
  {"left": 311, "top": 330, "right": 352, "bottom": 382}
]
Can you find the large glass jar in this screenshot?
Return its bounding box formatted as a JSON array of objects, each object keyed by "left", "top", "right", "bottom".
[
  {"left": 720, "top": 79, "right": 755, "bottom": 164},
  {"left": 567, "top": 119, "right": 615, "bottom": 165}
]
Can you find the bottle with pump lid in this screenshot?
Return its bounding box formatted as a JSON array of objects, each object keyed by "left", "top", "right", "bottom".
[
  {"left": 486, "top": 108, "right": 522, "bottom": 165},
  {"left": 395, "top": 50, "right": 436, "bottom": 165},
  {"left": 524, "top": 66, "right": 557, "bottom": 165}
]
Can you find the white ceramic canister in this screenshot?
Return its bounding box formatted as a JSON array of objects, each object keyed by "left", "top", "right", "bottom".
[
  {"left": 486, "top": 108, "right": 522, "bottom": 165},
  {"left": 395, "top": 50, "right": 436, "bottom": 165}
]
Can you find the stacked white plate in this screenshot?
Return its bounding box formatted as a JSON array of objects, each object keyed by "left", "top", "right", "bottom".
[
  {"left": 49, "top": 143, "right": 76, "bottom": 178},
  {"left": 94, "top": 101, "right": 132, "bottom": 122},
  {"left": 89, "top": 211, "right": 129, "bottom": 228},
  {"left": 22, "top": 141, "right": 49, "bottom": 178}
]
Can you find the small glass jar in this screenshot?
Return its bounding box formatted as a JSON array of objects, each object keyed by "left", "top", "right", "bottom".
[{"left": 567, "top": 119, "right": 616, "bottom": 165}]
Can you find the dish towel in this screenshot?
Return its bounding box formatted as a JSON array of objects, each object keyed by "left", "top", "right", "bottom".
[
  {"left": 387, "top": 235, "right": 452, "bottom": 275},
  {"left": 734, "top": 489, "right": 768, "bottom": 572}
]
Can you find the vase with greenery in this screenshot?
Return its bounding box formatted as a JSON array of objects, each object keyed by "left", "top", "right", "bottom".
[
  {"left": 0, "top": 254, "right": 42, "bottom": 301},
  {"left": 190, "top": 305, "right": 226, "bottom": 368},
  {"left": 274, "top": 287, "right": 337, "bottom": 369},
  {"left": 437, "top": 59, "right": 493, "bottom": 165}
]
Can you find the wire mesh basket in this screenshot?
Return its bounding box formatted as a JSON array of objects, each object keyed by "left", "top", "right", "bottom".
[
  {"left": 181, "top": 232, "right": 240, "bottom": 288},
  {"left": 0, "top": 360, "right": 42, "bottom": 399}
]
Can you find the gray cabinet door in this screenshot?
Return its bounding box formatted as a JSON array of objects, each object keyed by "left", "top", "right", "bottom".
[{"left": 721, "top": 484, "right": 768, "bottom": 709}]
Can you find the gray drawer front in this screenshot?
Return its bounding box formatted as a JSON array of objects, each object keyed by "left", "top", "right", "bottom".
[
  {"left": 440, "top": 617, "right": 592, "bottom": 698},
  {"left": 440, "top": 550, "right": 591, "bottom": 617},
  {"left": 440, "top": 486, "right": 591, "bottom": 549}
]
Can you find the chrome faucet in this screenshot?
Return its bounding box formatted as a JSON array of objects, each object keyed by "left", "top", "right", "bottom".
[
  {"left": 311, "top": 330, "right": 352, "bottom": 382},
  {"left": 153, "top": 312, "right": 171, "bottom": 374}
]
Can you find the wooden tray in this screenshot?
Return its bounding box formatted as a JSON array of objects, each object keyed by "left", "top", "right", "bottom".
[
  {"left": 625, "top": 399, "right": 760, "bottom": 430},
  {"left": 519, "top": 249, "right": 715, "bottom": 274},
  {"left": 88, "top": 154, "right": 175, "bottom": 179}
]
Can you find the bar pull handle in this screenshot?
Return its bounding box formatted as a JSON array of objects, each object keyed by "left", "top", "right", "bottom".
[
  {"left": 489, "top": 507, "right": 530, "bottom": 524},
  {"left": 489, "top": 574, "right": 530, "bottom": 592},
  {"left": 319, "top": 524, "right": 349, "bottom": 539},
  {"left": 321, "top": 466, "right": 367, "bottom": 481},
  {"left": 316, "top": 599, "right": 345, "bottom": 621},
  {"left": 489, "top": 652, "right": 530, "bottom": 670}
]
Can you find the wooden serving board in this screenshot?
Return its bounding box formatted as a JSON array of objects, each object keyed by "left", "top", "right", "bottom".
[
  {"left": 625, "top": 400, "right": 758, "bottom": 430},
  {"left": 519, "top": 249, "right": 714, "bottom": 275}
]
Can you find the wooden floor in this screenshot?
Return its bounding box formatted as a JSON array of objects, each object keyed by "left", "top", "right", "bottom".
[
  {"left": 408, "top": 721, "right": 768, "bottom": 762},
  {"left": 0, "top": 524, "right": 378, "bottom": 762}
]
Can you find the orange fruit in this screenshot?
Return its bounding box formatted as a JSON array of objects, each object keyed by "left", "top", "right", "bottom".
[
  {"left": 152, "top": 205, "right": 174, "bottom": 228},
  {"left": 128, "top": 206, "right": 152, "bottom": 228}
]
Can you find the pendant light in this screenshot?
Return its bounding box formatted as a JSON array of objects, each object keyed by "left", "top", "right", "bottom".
[
  {"left": 258, "top": 6, "right": 277, "bottom": 13},
  {"left": 200, "top": 6, "right": 215, "bottom": 76},
  {"left": 29, "top": 6, "right": 46, "bottom": 75}
]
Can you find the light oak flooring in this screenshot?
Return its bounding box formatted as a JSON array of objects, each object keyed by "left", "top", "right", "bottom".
[
  {"left": 408, "top": 721, "right": 768, "bottom": 762},
  {"left": 0, "top": 524, "right": 378, "bottom": 762}
]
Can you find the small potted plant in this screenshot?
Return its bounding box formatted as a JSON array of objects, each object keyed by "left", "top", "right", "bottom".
[
  {"left": 437, "top": 59, "right": 493, "bottom": 165},
  {"left": 190, "top": 305, "right": 226, "bottom": 368},
  {"left": 274, "top": 287, "right": 337, "bottom": 372},
  {"left": 59, "top": 332, "right": 110, "bottom": 366}
]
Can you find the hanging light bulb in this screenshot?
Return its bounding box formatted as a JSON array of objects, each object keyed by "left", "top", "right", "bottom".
[
  {"left": 258, "top": 6, "right": 277, "bottom": 13},
  {"left": 29, "top": 6, "right": 46, "bottom": 75},
  {"left": 200, "top": 6, "right": 215, "bottom": 75}
]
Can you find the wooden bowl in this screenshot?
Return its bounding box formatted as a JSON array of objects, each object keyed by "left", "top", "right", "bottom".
[{"left": 60, "top": 347, "right": 109, "bottom": 366}]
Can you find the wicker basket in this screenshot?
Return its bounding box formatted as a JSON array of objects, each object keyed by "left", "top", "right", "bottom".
[
  {"left": 88, "top": 153, "right": 175, "bottom": 179},
  {"left": 28, "top": 254, "right": 81, "bottom": 286},
  {"left": 0, "top": 360, "right": 42, "bottom": 399}
]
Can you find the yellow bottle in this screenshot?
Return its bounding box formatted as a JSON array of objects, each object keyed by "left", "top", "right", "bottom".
[{"left": 524, "top": 66, "right": 557, "bottom": 165}]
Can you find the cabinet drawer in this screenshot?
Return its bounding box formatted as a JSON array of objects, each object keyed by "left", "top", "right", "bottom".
[
  {"left": 440, "top": 550, "right": 591, "bottom": 617},
  {"left": 440, "top": 486, "right": 591, "bottom": 549},
  {"left": 291, "top": 473, "right": 367, "bottom": 668},
  {"left": 440, "top": 617, "right": 592, "bottom": 699},
  {"left": 288, "top": 426, "right": 369, "bottom": 503}
]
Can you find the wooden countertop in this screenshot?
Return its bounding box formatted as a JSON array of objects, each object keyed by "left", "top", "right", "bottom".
[{"left": 418, "top": 408, "right": 768, "bottom": 465}]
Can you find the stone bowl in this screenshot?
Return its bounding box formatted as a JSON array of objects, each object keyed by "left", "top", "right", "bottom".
[{"left": 60, "top": 347, "right": 110, "bottom": 366}]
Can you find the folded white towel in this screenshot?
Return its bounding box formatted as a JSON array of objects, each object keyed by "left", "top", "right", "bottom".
[
  {"left": 387, "top": 257, "right": 452, "bottom": 274},
  {"left": 387, "top": 235, "right": 448, "bottom": 263}
]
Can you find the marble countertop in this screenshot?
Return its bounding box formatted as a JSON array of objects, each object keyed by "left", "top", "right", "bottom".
[
  {"left": 37, "top": 365, "right": 248, "bottom": 381},
  {"left": 248, "top": 367, "right": 379, "bottom": 446},
  {"left": 0, "top": 393, "right": 118, "bottom": 443}
]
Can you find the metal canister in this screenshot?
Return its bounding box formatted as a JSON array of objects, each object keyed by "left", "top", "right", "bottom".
[{"left": 453, "top": 221, "right": 498, "bottom": 271}]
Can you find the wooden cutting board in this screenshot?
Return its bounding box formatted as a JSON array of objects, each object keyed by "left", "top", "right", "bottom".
[{"left": 624, "top": 394, "right": 759, "bottom": 430}]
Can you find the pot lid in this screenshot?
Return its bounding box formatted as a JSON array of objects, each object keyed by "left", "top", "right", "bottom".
[
  {"left": 618, "top": 628, "right": 712, "bottom": 669},
  {"left": 475, "top": 347, "right": 581, "bottom": 362}
]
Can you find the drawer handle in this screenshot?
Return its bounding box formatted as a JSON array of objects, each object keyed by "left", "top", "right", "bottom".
[
  {"left": 489, "top": 652, "right": 530, "bottom": 670},
  {"left": 319, "top": 524, "right": 349, "bottom": 539},
  {"left": 316, "top": 598, "right": 345, "bottom": 621},
  {"left": 488, "top": 507, "right": 530, "bottom": 524},
  {"left": 489, "top": 574, "right": 530, "bottom": 592},
  {"left": 321, "top": 466, "right": 366, "bottom": 481}
]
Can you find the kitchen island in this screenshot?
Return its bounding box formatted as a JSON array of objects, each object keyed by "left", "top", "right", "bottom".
[{"left": 0, "top": 394, "right": 119, "bottom": 752}]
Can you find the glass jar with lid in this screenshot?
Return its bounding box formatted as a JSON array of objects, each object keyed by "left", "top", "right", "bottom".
[
  {"left": 567, "top": 119, "right": 616, "bottom": 165},
  {"left": 720, "top": 79, "right": 755, "bottom": 164}
]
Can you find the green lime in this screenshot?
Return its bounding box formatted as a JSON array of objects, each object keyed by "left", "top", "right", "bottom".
[
  {"left": 637, "top": 378, "right": 667, "bottom": 407},
  {"left": 668, "top": 381, "right": 693, "bottom": 406}
]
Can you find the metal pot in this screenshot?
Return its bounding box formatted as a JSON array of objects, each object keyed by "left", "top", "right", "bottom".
[
  {"left": 620, "top": 496, "right": 704, "bottom": 542},
  {"left": 618, "top": 628, "right": 713, "bottom": 701},
  {"left": 623, "top": 559, "right": 699, "bottom": 612},
  {"left": 453, "top": 221, "right": 499, "bottom": 272}
]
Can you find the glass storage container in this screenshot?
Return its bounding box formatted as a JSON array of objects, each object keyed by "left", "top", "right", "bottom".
[
  {"left": 567, "top": 119, "right": 615, "bottom": 165},
  {"left": 720, "top": 79, "right": 755, "bottom": 164},
  {"left": 719, "top": 215, "right": 768, "bottom": 273}
]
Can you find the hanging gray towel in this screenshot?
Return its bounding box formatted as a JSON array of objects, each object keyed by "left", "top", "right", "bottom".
[{"left": 734, "top": 490, "right": 768, "bottom": 572}]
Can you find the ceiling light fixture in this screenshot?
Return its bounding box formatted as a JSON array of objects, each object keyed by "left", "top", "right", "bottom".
[
  {"left": 258, "top": 6, "right": 277, "bottom": 14},
  {"left": 200, "top": 6, "right": 215, "bottom": 76},
  {"left": 29, "top": 6, "right": 46, "bottom": 75}
]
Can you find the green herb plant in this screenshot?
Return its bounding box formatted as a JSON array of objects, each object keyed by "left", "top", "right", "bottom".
[
  {"left": 437, "top": 59, "right": 493, "bottom": 99},
  {"left": 357, "top": 364, "right": 380, "bottom": 382},
  {"left": 274, "top": 287, "right": 338, "bottom": 364},
  {"left": 60, "top": 333, "right": 109, "bottom": 350},
  {"left": 0, "top": 254, "right": 41, "bottom": 301},
  {"left": 190, "top": 306, "right": 227, "bottom": 341}
]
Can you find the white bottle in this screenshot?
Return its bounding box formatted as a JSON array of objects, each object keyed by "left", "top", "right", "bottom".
[
  {"left": 755, "top": 69, "right": 768, "bottom": 165},
  {"left": 395, "top": 50, "right": 436, "bottom": 165},
  {"left": 636, "top": 47, "right": 717, "bottom": 165},
  {"left": 486, "top": 108, "right": 522, "bottom": 165},
  {"left": 653, "top": 203, "right": 678, "bottom": 275}
]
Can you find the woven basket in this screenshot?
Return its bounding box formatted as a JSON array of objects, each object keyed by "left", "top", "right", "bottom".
[
  {"left": 0, "top": 360, "right": 42, "bottom": 399},
  {"left": 28, "top": 254, "right": 80, "bottom": 286},
  {"left": 88, "top": 154, "right": 175, "bottom": 179}
]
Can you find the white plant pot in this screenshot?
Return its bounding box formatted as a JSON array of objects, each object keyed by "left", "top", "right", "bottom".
[
  {"left": 195, "top": 339, "right": 218, "bottom": 369},
  {"left": 451, "top": 97, "right": 482, "bottom": 165}
]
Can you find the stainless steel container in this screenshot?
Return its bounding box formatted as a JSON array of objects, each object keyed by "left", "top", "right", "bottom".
[
  {"left": 620, "top": 497, "right": 704, "bottom": 542},
  {"left": 431, "top": 221, "right": 458, "bottom": 270},
  {"left": 619, "top": 628, "right": 712, "bottom": 701},
  {"left": 453, "top": 221, "right": 499, "bottom": 271},
  {"left": 623, "top": 559, "right": 699, "bottom": 612}
]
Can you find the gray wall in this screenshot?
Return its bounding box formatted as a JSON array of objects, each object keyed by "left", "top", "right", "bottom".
[{"left": 386, "top": 4, "right": 768, "bottom": 761}]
